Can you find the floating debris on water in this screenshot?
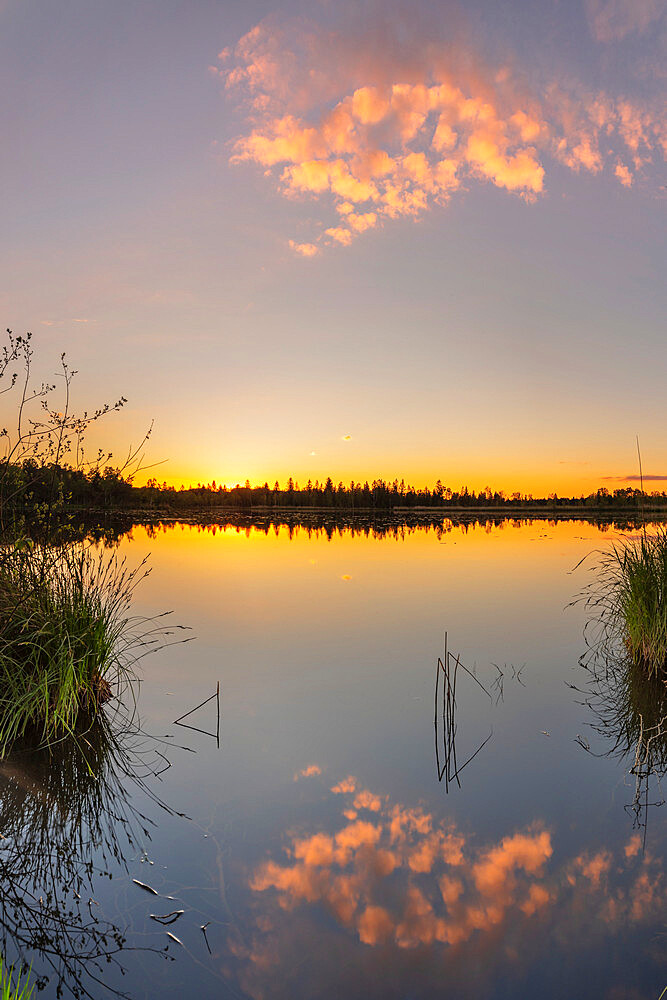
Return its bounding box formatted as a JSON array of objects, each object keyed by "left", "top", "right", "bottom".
[
  {"left": 133, "top": 879, "right": 159, "bottom": 895},
  {"left": 150, "top": 910, "right": 184, "bottom": 925}
]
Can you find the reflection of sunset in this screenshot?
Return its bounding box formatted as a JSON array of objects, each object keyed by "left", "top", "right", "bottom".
[
  {"left": 229, "top": 774, "right": 665, "bottom": 996},
  {"left": 128, "top": 518, "right": 644, "bottom": 632}
]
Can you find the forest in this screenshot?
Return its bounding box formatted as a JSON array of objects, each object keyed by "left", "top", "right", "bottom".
[{"left": 2, "top": 460, "right": 665, "bottom": 516}]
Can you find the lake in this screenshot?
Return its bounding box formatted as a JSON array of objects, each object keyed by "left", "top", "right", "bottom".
[{"left": 2, "top": 516, "right": 666, "bottom": 999}]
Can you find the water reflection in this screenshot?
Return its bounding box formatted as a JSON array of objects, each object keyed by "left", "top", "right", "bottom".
[
  {"left": 577, "top": 648, "right": 667, "bottom": 840},
  {"left": 229, "top": 773, "right": 665, "bottom": 999},
  {"left": 131, "top": 513, "right": 650, "bottom": 545},
  {"left": 29, "top": 512, "right": 657, "bottom": 551},
  {"left": 434, "top": 638, "right": 493, "bottom": 791},
  {"left": 12, "top": 515, "right": 663, "bottom": 999},
  {"left": 0, "top": 709, "right": 178, "bottom": 996}
]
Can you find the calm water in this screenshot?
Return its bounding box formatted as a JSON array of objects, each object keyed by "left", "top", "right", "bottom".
[{"left": 2, "top": 517, "right": 666, "bottom": 999}]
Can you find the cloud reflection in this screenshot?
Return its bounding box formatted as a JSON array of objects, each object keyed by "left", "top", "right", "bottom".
[{"left": 229, "top": 774, "right": 667, "bottom": 998}]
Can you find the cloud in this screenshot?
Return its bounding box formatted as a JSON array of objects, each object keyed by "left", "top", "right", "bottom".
[
  {"left": 353, "top": 789, "right": 382, "bottom": 812},
  {"left": 326, "top": 226, "right": 354, "bottom": 246},
  {"left": 221, "top": 12, "right": 666, "bottom": 251},
  {"left": 41, "top": 317, "right": 94, "bottom": 327},
  {"left": 294, "top": 764, "right": 322, "bottom": 781},
  {"left": 614, "top": 162, "right": 634, "bottom": 186},
  {"left": 357, "top": 904, "right": 394, "bottom": 945},
  {"left": 331, "top": 776, "right": 357, "bottom": 795},
  {"left": 573, "top": 850, "right": 612, "bottom": 887},
  {"left": 288, "top": 240, "right": 320, "bottom": 257},
  {"left": 585, "top": 0, "right": 665, "bottom": 43},
  {"left": 602, "top": 474, "right": 667, "bottom": 481},
  {"left": 472, "top": 829, "right": 553, "bottom": 896}
]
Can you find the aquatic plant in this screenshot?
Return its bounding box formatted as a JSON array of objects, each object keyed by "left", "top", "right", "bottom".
[
  {"left": 0, "top": 541, "right": 162, "bottom": 755},
  {"left": 579, "top": 528, "right": 667, "bottom": 677},
  {"left": 576, "top": 550, "right": 667, "bottom": 834},
  {"left": 0, "top": 959, "right": 33, "bottom": 1000}
]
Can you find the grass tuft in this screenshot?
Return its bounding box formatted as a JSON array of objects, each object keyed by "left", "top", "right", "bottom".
[
  {"left": 0, "top": 958, "right": 33, "bottom": 1000},
  {"left": 579, "top": 527, "right": 667, "bottom": 677},
  {"left": 0, "top": 541, "right": 154, "bottom": 755}
]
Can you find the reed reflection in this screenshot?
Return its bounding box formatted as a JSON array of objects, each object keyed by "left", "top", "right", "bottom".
[
  {"left": 576, "top": 643, "right": 667, "bottom": 842},
  {"left": 0, "top": 707, "right": 178, "bottom": 997},
  {"left": 434, "top": 636, "right": 493, "bottom": 792}
]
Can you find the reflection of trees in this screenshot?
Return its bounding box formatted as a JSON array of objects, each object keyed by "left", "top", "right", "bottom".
[
  {"left": 15, "top": 513, "right": 657, "bottom": 551},
  {"left": 0, "top": 708, "right": 177, "bottom": 997},
  {"left": 35, "top": 514, "right": 647, "bottom": 548},
  {"left": 155, "top": 513, "right": 639, "bottom": 541},
  {"left": 19, "top": 513, "right": 139, "bottom": 549}
]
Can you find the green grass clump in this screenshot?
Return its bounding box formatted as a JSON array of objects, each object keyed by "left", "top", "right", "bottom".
[
  {"left": 0, "top": 542, "right": 149, "bottom": 755},
  {"left": 582, "top": 528, "right": 667, "bottom": 677},
  {"left": 0, "top": 959, "right": 33, "bottom": 1000}
]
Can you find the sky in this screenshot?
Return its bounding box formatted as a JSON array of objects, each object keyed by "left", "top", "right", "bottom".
[{"left": 0, "top": 0, "right": 665, "bottom": 494}]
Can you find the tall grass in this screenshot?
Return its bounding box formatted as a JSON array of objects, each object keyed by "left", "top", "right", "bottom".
[
  {"left": 580, "top": 527, "right": 667, "bottom": 677},
  {"left": 0, "top": 959, "right": 33, "bottom": 1000},
  {"left": 0, "top": 541, "right": 156, "bottom": 754}
]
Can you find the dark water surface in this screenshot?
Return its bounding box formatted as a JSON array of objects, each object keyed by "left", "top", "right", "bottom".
[{"left": 3, "top": 518, "right": 667, "bottom": 999}]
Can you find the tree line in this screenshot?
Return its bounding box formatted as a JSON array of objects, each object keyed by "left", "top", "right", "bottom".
[{"left": 3, "top": 462, "right": 666, "bottom": 516}]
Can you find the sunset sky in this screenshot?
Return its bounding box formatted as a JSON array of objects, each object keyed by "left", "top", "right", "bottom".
[{"left": 1, "top": 0, "right": 665, "bottom": 494}]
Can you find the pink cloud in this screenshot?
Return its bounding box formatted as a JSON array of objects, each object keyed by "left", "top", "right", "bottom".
[
  {"left": 624, "top": 833, "right": 642, "bottom": 858},
  {"left": 293, "top": 832, "right": 335, "bottom": 867},
  {"left": 574, "top": 850, "right": 612, "bottom": 887},
  {"left": 353, "top": 789, "right": 382, "bottom": 812},
  {"left": 221, "top": 13, "right": 666, "bottom": 251},
  {"left": 325, "top": 226, "right": 354, "bottom": 246},
  {"left": 288, "top": 240, "right": 320, "bottom": 257},
  {"left": 614, "top": 162, "right": 633, "bottom": 186},
  {"left": 331, "top": 775, "right": 357, "bottom": 794},
  {"left": 472, "top": 829, "right": 553, "bottom": 897},
  {"left": 357, "top": 904, "right": 394, "bottom": 945}
]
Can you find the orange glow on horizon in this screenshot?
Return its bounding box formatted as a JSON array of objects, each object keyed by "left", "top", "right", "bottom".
[{"left": 133, "top": 467, "right": 657, "bottom": 499}]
